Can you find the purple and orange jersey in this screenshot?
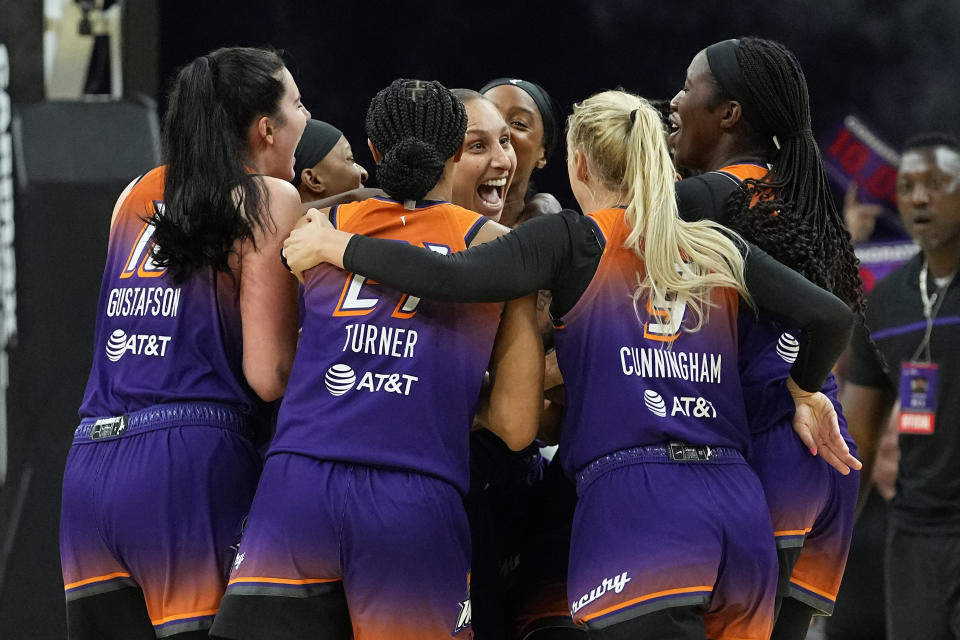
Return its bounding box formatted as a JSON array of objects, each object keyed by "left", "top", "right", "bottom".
[
  {"left": 740, "top": 314, "right": 859, "bottom": 614},
  {"left": 268, "top": 197, "right": 500, "bottom": 494},
  {"left": 551, "top": 208, "right": 777, "bottom": 638},
  {"left": 553, "top": 207, "right": 749, "bottom": 477},
  {"left": 720, "top": 162, "right": 858, "bottom": 613},
  {"left": 712, "top": 163, "right": 769, "bottom": 186},
  {"left": 217, "top": 455, "right": 474, "bottom": 639},
  {"left": 568, "top": 458, "right": 776, "bottom": 639},
  {"left": 61, "top": 418, "right": 261, "bottom": 637},
  {"left": 64, "top": 165, "right": 269, "bottom": 636},
  {"left": 79, "top": 166, "right": 264, "bottom": 421}
]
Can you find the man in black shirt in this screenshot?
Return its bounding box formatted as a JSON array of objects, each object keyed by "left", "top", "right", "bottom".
[{"left": 844, "top": 132, "right": 960, "bottom": 640}]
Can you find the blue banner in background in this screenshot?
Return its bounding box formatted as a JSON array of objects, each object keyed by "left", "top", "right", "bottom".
[{"left": 855, "top": 241, "right": 919, "bottom": 293}]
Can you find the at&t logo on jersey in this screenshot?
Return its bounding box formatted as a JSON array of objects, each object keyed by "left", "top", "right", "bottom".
[
  {"left": 325, "top": 363, "right": 357, "bottom": 396},
  {"left": 105, "top": 329, "right": 172, "bottom": 362},
  {"left": 644, "top": 390, "right": 667, "bottom": 417},
  {"left": 776, "top": 332, "right": 799, "bottom": 363},
  {"left": 672, "top": 396, "right": 717, "bottom": 418},
  {"left": 324, "top": 362, "right": 419, "bottom": 397},
  {"left": 642, "top": 389, "right": 717, "bottom": 419}
]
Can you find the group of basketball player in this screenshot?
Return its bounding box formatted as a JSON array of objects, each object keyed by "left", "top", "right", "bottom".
[{"left": 59, "top": 35, "right": 866, "bottom": 640}]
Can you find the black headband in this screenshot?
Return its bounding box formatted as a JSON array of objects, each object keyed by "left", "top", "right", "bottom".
[
  {"left": 705, "top": 39, "right": 772, "bottom": 135},
  {"left": 480, "top": 77, "right": 558, "bottom": 159},
  {"left": 292, "top": 119, "right": 343, "bottom": 186}
]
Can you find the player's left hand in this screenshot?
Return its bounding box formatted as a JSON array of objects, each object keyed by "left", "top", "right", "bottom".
[
  {"left": 283, "top": 208, "right": 336, "bottom": 278},
  {"left": 787, "top": 377, "right": 862, "bottom": 475}
]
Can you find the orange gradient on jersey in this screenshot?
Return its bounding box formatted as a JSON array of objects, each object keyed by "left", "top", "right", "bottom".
[
  {"left": 705, "top": 608, "right": 775, "bottom": 640},
  {"left": 140, "top": 564, "right": 226, "bottom": 631},
  {"left": 63, "top": 570, "right": 132, "bottom": 591},
  {"left": 790, "top": 544, "right": 847, "bottom": 604},
  {"left": 717, "top": 163, "right": 775, "bottom": 209},
  {"left": 581, "top": 585, "right": 714, "bottom": 623}
]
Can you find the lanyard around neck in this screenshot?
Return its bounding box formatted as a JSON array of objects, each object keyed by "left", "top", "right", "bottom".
[{"left": 911, "top": 260, "right": 956, "bottom": 362}]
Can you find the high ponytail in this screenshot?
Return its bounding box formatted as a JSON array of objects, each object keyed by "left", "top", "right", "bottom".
[
  {"left": 567, "top": 91, "right": 751, "bottom": 333},
  {"left": 719, "top": 37, "right": 863, "bottom": 315},
  {"left": 152, "top": 47, "right": 287, "bottom": 283}
]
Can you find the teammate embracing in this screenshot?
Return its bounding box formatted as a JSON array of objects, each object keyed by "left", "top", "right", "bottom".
[
  {"left": 59, "top": 47, "right": 306, "bottom": 639},
  {"left": 211, "top": 79, "right": 543, "bottom": 640},
  {"left": 282, "top": 89, "right": 858, "bottom": 640},
  {"left": 669, "top": 37, "right": 865, "bottom": 639}
]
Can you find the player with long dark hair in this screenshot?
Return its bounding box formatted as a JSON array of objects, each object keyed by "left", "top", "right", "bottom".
[
  {"left": 59, "top": 46, "right": 307, "bottom": 639},
  {"left": 669, "top": 36, "right": 863, "bottom": 639}
]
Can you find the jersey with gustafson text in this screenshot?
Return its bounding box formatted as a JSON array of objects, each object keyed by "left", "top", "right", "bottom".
[
  {"left": 553, "top": 208, "right": 749, "bottom": 476},
  {"left": 79, "top": 166, "right": 264, "bottom": 420},
  {"left": 270, "top": 197, "right": 501, "bottom": 494}
]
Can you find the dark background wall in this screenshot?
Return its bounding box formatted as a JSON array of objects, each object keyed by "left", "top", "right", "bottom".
[
  {"left": 157, "top": 0, "right": 960, "bottom": 207},
  {"left": 1, "top": 1, "right": 959, "bottom": 637}
]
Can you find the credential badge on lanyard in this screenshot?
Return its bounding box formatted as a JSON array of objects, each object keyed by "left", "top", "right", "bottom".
[{"left": 898, "top": 261, "right": 953, "bottom": 435}]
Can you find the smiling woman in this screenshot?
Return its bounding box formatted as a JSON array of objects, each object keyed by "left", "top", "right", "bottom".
[
  {"left": 212, "top": 78, "right": 543, "bottom": 640},
  {"left": 668, "top": 37, "right": 864, "bottom": 640},
  {"left": 450, "top": 89, "right": 516, "bottom": 222},
  {"left": 58, "top": 46, "right": 306, "bottom": 640},
  {"left": 480, "top": 78, "right": 561, "bottom": 228},
  {"left": 292, "top": 119, "right": 368, "bottom": 203}
]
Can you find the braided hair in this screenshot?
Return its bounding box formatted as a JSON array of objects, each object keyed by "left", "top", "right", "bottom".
[
  {"left": 719, "top": 37, "right": 863, "bottom": 314},
  {"left": 365, "top": 79, "right": 467, "bottom": 202}
]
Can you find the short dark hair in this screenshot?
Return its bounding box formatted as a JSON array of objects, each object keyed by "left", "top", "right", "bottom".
[{"left": 903, "top": 132, "right": 960, "bottom": 155}]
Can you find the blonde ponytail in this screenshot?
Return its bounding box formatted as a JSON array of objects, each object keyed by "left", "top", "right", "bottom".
[{"left": 566, "top": 91, "right": 752, "bottom": 333}]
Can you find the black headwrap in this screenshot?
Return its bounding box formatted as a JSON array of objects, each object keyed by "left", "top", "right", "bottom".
[
  {"left": 291, "top": 119, "right": 343, "bottom": 186},
  {"left": 705, "top": 39, "right": 773, "bottom": 136},
  {"left": 480, "top": 77, "right": 559, "bottom": 160}
]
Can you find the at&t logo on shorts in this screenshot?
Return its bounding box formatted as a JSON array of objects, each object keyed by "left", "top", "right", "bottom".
[{"left": 105, "top": 329, "right": 172, "bottom": 362}]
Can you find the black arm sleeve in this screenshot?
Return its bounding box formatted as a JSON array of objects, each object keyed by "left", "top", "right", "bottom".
[
  {"left": 676, "top": 173, "right": 740, "bottom": 223},
  {"left": 744, "top": 244, "right": 855, "bottom": 391},
  {"left": 343, "top": 210, "right": 583, "bottom": 303}
]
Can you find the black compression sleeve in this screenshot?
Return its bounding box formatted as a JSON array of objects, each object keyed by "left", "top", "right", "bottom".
[
  {"left": 744, "top": 244, "right": 854, "bottom": 391},
  {"left": 676, "top": 173, "right": 739, "bottom": 223},
  {"left": 342, "top": 212, "right": 576, "bottom": 302}
]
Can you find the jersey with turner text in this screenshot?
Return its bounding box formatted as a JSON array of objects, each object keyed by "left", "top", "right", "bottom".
[{"left": 270, "top": 197, "right": 500, "bottom": 494}]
